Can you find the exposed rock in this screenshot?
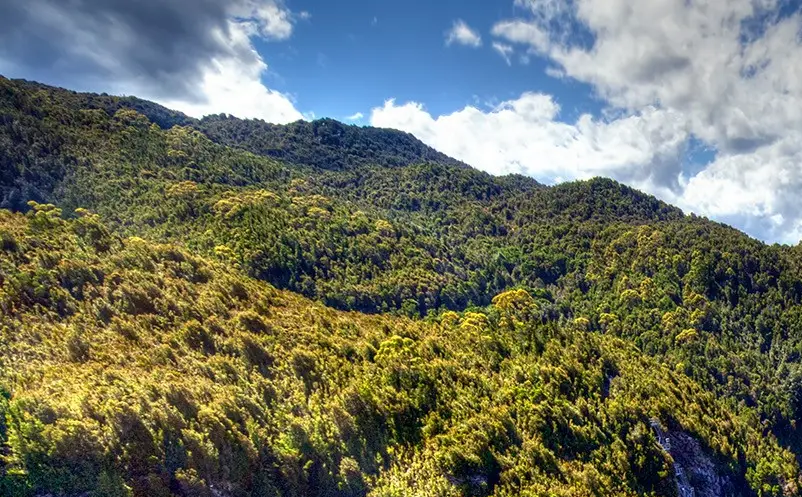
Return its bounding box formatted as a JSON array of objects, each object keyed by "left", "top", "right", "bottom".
[{"left": 650, "top": 419, "right": 734, "bottom": 497}]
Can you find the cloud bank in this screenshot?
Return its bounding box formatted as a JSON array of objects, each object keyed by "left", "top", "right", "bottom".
[
  {"left": 0, "top": 0, "right": 304, "bottom": 123},
  {"left": 375, "top": 0, "right": 802, "bottom": 244}
]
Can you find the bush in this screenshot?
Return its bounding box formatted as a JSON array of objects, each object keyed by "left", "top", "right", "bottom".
[
  {"left": 236, "top": 310, "right": 271, "bottom": 334},
  {"left": 0, "top": 230, "right": 17, "bottom": 252},
  {"left": 66, "top": 329, "right": 91, "bottom": 363}
]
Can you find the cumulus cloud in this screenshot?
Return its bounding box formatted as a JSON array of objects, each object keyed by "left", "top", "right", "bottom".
[
  {"left": 412, "top": 0, "right": 802, "bottom": 243},
  {"left": 371, "top": 94, "right": 688, "bottom": 193},
  {"left": 492, "top": 42, "right": 515, "bottom": 65},
  {"left": 678, "top": 132, "right": 802, "bottom": 242},
  {"left": 491, "top": 19, "right": 550, "bottom": 53},
  {"left": 445, "top": 20, "right": 483, "bottom": 47},
  {"left": 346, "top": 112, "right": 365, "bottom": 121},
  {"left": 158, "top": 40, "right": 303, "bottom": 123},
  {"left": 0, "top": 0, "right": 304, "bottom": 123}
]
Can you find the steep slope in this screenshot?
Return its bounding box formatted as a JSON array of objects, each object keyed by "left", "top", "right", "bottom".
[
  {"left": 0, "top": 76, "right": 676, "bottom": 317},
  {"left": 0, "top": 75, "right": 544, "bottom": 315},
  {"left": 0, "top": 209, "right": 797, "bottom": 497},
  {"left": 2, "top": 79, "right": 195, "bottom": 130},
  {"left": 5, "top": 76, "right": 802, "bottom": 495}
]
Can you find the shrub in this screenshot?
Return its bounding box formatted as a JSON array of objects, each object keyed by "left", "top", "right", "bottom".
[
  {"left": 66, "top": 329, "right": 91, "bottom": 363},
  {"left": 236, "top": 310, "right": 271, "bottom": 334},
  {"left": 0, "top": 230, "right": 17, "bottom": 252}
]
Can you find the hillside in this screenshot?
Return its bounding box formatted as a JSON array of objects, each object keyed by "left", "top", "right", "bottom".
[
  {"left": 0, "top": 76, "right": 669, "bottom": 317},
  {"left": 2, "top": 79, "right": 473, "bottom": 174},
  {"left": 3, "top": 76, "right": 802, "bottom": 496},
  {"left": 0, "top": 209, "right": 797, "bottom": 497},
  {"left": 197, "top": 115, "right": 469, "bottom": 171}
]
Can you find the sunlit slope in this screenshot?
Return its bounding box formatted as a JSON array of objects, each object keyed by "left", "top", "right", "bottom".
[{"left": 0, "top": 209, "right": 798, "bottom": 496}]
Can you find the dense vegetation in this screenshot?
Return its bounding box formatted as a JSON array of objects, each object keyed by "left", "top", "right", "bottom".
[
  {"left": 0, "top": 208, "right": 798, "bottom": 497},
  {"left": 197, "top": 115, "right": 467, "bottom": 171},
  {"left": 3, "top": 76, "right": 802, "bottom": 495}
]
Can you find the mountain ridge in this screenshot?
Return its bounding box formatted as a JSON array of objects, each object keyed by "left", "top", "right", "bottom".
[
  {"left": 5, "top": 78, "right": 477, "bottom": 174},
  {"left": 2, "top": 76, "right": 802, "bottom": 496}
]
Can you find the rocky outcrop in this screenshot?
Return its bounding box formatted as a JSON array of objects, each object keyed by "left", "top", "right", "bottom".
[{"left": 650, "top": 419, "right": 734, "bottom": 497}]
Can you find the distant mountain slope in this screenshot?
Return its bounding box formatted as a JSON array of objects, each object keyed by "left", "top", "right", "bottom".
[
  {"left": 5, "top": 78, "right": 196, "bottom": 129},
  {"left": 5, "top": 78, "right": 479, "bottom": 174},
  {"left": 531, "top": 177, "right": 684, "bottom": 222},
  {"left": 197, "top": 114, "right": 470, "bottom": 171},
  {"left": 0, "top": 76, "right": 681, "bottom": 316}
]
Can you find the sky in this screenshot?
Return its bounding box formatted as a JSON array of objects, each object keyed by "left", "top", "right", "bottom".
[{"left": 1, "top": 0, "right": 802, "bottom": 244}]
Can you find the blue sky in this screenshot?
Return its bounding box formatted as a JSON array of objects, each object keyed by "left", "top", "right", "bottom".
[
  {"left": 259, "top": 0, "right": 602, "bottom": 121},
  {"left": 2, "top": 0, "right": 802, "bottom": 244}
]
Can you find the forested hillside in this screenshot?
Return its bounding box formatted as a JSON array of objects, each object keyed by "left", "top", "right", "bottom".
[
  {"left": 0, "top": 207, "right": 798, "bottom": 497},
  {"left": 197, "top": 115, "right": 468, "bottom": 171},
  {"left": 3, "top": 76, "right": 802, "bottom": 496}
]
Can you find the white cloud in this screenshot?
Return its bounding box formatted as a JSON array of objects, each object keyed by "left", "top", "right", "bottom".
[
  {"left": 0, "top": 0, "right": 305, "bottom": 124},
  {"left": 237, "top": 1, "right": 295, "bottom": 40},
  {"left": 492, "top": 1, "right": 802, "bottom": 151},
  {"left": 514, "top": 0, "right": 575, "bottom": 25},
  {"left": 370, "top": 94, "right": 688, "bottom": 193},
  {"left": 402, "top": 0, "right": 802, "bottom": 243},
  {"left": 346, "top": 112, "right": 365, "bottom": 121},
  {"left": 160, "top": 20, "right": 302, "bottom": 123},
  {"left": 445, "top": 19, "right": 483, "bottom": 47},
  {"left": 159, "top": 1, "right": 304, "bottom": 123},
  {"left": 677, "top": 132, "right": 802, "bottom": 242},
  {"left": 544, "top": 66, "right": 566, "bottom": 79},
  {"left": 492, "top": 42, "right": 515, "bottom": 65},
  {"left": 491, "top": 19, "right": 550, "bottom": 52}
]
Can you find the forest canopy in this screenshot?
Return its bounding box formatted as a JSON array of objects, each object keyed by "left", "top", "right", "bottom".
[{"left": 2, "top": 76, "right": 802, "bottom": 496}]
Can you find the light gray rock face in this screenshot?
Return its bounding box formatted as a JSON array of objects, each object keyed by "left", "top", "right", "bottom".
[{"left": 650, "top": 419, "right": 733, "bottom": 497}]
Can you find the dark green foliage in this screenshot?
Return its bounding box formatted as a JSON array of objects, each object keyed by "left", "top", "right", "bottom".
[
  {"left": 198, "top": 115, "right": 468, "bottom": 170},
  {"left": 7, "top": 78, "right": 195, "bottom": 129},
  {"left": 3, "top": 76, "right": 802, "bottom": 495},
  {"left": 0, "top": 212, "right": 797, "bottom": 497}
]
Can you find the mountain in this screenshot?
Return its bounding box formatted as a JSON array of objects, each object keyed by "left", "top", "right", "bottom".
[
  {"left": 197, "top": 115, "right": 469, "bottom": 171},
  {"left": 2, "top": 76, "right": 802, "bottom": 496},
  {"left": 2, "top": 79, "right": 472, "bottom": 174}
]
